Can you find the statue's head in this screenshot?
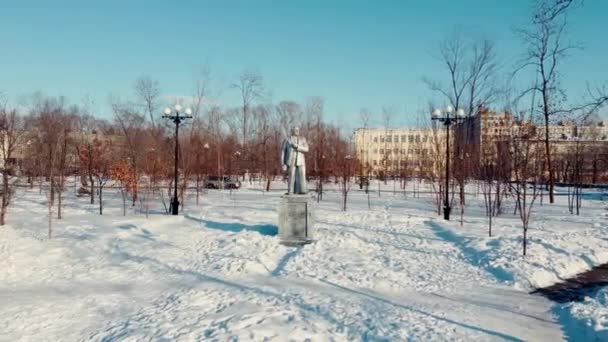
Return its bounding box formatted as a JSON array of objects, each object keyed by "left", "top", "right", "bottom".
[{"left": 291, "top": 127, "right": 300, "bottom": 136}]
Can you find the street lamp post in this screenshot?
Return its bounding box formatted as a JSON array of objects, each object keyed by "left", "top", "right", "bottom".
[
  {"left": 431, "top": 105, "right": 465, "bottom": 220},
  {"left": 163, "top": 104, "right": 192, "bottom": 215}
]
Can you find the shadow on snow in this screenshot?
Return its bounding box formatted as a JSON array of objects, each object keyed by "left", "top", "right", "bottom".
[
  {"left": 425, "top": 220, "right": 514, "bottom": 283},
  {"left": 184, "top": 214, "right": 278, "bottom": 237}
]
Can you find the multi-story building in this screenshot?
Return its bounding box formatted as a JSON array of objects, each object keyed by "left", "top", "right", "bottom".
[
  {"left": 461, "top": 108, "right": 514, "bottom": 160},
  {"left": 354, "top": 107, "right": 608, "bottom": 181},
  {"left": 353, "top": 127, "right": 444, "bottom": 177}
]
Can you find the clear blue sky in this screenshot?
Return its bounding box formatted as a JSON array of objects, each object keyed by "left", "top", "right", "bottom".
[{"left": 1, "top": 0, "right": 606, "bottom": 127}]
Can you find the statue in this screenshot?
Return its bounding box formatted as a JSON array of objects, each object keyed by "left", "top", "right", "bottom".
[{"left": 280, "top": 127, "right": 309, "bottom": 195}]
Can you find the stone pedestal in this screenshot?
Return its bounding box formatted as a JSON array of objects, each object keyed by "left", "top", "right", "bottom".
[{"left": 278, "top": 194, "right": 314, "bottom": 246}]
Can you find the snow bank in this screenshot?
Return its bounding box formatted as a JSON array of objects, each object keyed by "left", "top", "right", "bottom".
[
  {"left": 1, "top": 181, "right": 605, "bottom": 340},
  {"left": 429, "top": 191, "right": 608, "bottom": 339},
  {"left": 431, "top": 196, "right": 608, "bottom": 290},
  {"left": 558, "top": 288, "right": 608, "bottom": 341}
]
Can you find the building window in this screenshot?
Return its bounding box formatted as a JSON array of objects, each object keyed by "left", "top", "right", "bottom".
[
  {"left": 394, "top": 148, "right": 398, "bottom": 154},
  {"left": 373, "top": 160, "right": 377, "bottom": 166},
  {"left": 380, "top": 149, "right": 384, "bottom": 154},
  {"left": 380, "top": 136, "right": 385, "bottom": 143},
  {"left": 415, "top": 135, "right": 420, "bottom": 142},
  {"left": 373, "top": 148, "right": 378, "bottom": 154},
  {"left": 373, "top": 137, "right": 378, "bottom": 143},
  {"left": 409, "top": 135, "right": 414, "bottom": 143},
  {"left": 423, "top": 136, "right": 428, "bottom": 143},
  {"left": 386, "top": 135, "right": 392, "bottom": 143},
  {"left": 401, "top": 135, "right": 407, "bottom": 142},
  {"left": 393, "top": 160, "right": 398, "bottom": 166},
  {"left": 394, "top": 135, "right": 399, "bottom": 142}
]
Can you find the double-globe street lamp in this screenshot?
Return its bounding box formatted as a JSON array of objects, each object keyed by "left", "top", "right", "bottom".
[
  {"left": 431, "top": 105, "right": 466, "bottom": 221},
  {"left": 163, "top": 104, "right": 192, "bottom": 215}
]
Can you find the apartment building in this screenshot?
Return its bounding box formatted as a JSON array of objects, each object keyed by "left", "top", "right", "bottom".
[
  {"left": 354, "top": 107, "right": 608, "bottom": 180},
  {"left": 353, "top": 127, "right": 444, "bottom": 177}
]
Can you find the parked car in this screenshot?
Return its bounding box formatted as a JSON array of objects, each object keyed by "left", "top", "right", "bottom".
[{"left": 205, "top": 176, "right": 241, "bottom": 189}]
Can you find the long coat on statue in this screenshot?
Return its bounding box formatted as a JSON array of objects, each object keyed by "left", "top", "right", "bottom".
[{"left": 281, "top": 136, "right": 309, "bottom": 194}]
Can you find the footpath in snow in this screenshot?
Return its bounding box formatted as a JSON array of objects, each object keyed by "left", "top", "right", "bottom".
[{"left": 1, "top": 182, "right": 607, "bottom": 341}]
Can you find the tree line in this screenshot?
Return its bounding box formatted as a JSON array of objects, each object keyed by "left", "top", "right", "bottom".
[{"left": 0, "top": 71, "right": 355, "bottom": 233}]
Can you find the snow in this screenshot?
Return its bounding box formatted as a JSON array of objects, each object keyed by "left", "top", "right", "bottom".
[
  {"left": 566, "top": 288, "right": 608, "bottom": 340},
  {"left": 1, "top": 180, "right": 607, "bottom": 340}
]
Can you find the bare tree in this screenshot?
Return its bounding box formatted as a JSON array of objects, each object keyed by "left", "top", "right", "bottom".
[
  {"left": 574, "top": 84, "right": 608, "bottom": 121},
  {"left": 0, "top": 103, "right": 23, "bottom": 226},
  {"left": 74, "top": 113, "right": 100, "bottom": 203},
  {"left": 134, "top": 76, "right": 161, "bottom": 127},
  {"left": 112, "top": 100, "right": 146, "bottom": 206},
  {"left": 252, "top": 104, "right": 275, "bottom": 191},
  {"left": 208, "top": 105, "right": 225, "bottom": 188},
  {"left": 54, "top": 117, "right": 74, "bottom": 220},
  {"left": 509, "top": 119, "right": 544, "bottom": 256},
  {"left": 231, "top": 70, "right": 264, "bottom": 164},
  {"left": 429, "top": 122, "right": 447, "bottom": 216},
  {"left": 358, "top": 108, "right": 372, "bottom": 208},
  {"left": 424, "top": 32, "right": 471, "bottom": 111},
  {"left": 423, "top": 32, "right": 500, "bottom": 115},
  {"left": 381, "top": 107, "right": 393, "bottom": 188},
  {"left": 30, "top": 96, "right": 67, "bottom": 238},
  {"left": 425, "top": 31, "right": 501, "bottom": 222},
  {"left": 276, "top": 100, "right": 302, "bottom": 137},
  {"left": 91, "top": 138, "right": 112, "bottom": 215},
  {"left": 564, "top": 139, "right": 584, "bottom": 215},
  {"left": 309, "top": 100, "right": 326, "bottom": 202},
  {"left": 514, "top": 0, "right": 579, "bottom": 203}
]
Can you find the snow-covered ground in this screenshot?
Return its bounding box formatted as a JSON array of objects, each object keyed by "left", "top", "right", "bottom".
[{"left": 1, "top": 180, "right": 607, "bottom": 341}]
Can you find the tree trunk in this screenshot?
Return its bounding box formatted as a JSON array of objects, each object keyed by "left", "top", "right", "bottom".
[
  {"left": 99, "top": 185, "right": 103, "bottom": 215},
  {"left": 196, "top": 175, "right": 200, "bottom": 206},
  {"left": 50, "top": 177, "right": 55, "bottom": 206},
  {"left": 460, "top": 204, "right": 464, "bottom": 226},
  {"left": 89, "top": 173, "right": 95, "bottom": 204},
  {"left": 48, "top": 198, "right": 52, "bottom": 239},
  {"left": 122, "top": 191, "right": 126, "bottom": 216},
  {"left": 0, "top": 173, "right": 8, "bottom": 226},
  {"left": 523, "top": 226, "right": 528, "bottom": 256},
  {"left": 57, "top": 184, "right": 62, "bottom": 219},
  {"left": 488, "top": 209, "right": 492, "bottom": 237},
  {"left": 543, "top": 110, "right": 554, "bottom": 203}
]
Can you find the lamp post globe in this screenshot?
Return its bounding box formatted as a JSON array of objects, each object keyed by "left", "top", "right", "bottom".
[
  {"left": 456, "top": 108, "right": 466, "bottom": 119},
  {"left": 432, "top": 109, "right": 442, "bottom": 119},
  {"left": 164, "top": 107, "right": 172, "bottom": 115},
  {"left": 445, "top": 105, "right": 454, "bottom": 113},
  {"left": 175, "top": 104, "right": 183, "bottom": 112},
  {"left": 185, "top": 107, "right": 193, "bottom": 115}
]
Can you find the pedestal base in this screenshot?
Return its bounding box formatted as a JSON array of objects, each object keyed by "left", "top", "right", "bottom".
[{"left": 278, "top": 194, "right": 314, "bottom": 245}]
